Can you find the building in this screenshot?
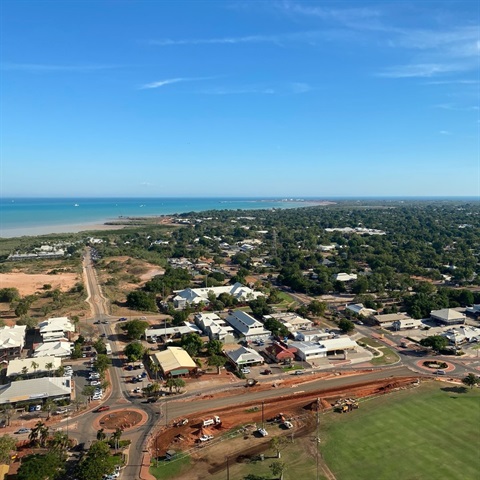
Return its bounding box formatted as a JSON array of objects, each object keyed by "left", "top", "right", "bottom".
[
  {"left": 173, "top": 282, "right": 264, "bottom": 309},
  {"left": 224, "top": 310, "right": 271, "bottom": 341},
  {"left": 265, "top": 342, "right": 297, "bottom": 364},
  {"left": 392, "top": 318, "right": 424, "bottom": 330},
  {"left": 34, "top": 341, "right": 73, "bottom": 358},
  {"left": 6, "top": 356, "right": 61, "bottom": 378},
  {"left": 465, "top": 305, "right": 480, "bottom": 317},
  {"left": 144, "top": 323, "right": 202, "bottom": 342},
  {"left": 194, "top": 313, "right": 236, "bottom": 343},
  {"left": 295, "top": 329, "right": 332, "bottom": 343},
  {"left": 0, "top": 377, "right": 72, "bottom": 407},
  {"left": 225, "top": 346, "right": 264, "bottom": 368},
  {"left": 430, "top": 309, "right": 466, "bottom": 326},
  {"left": 346, "top": 303, "right": 377, "bottom": 317},
  {"left": 149, "top": 347, "right": 197, "bottom": 377},
  {"left": 38, "top": 317, "right": 75, "bottom": 342},
  {"left": 0, "top": 325, "right": 27, "bottom": 361},
  {"left": 373, "top": 313, "right": 412, "bottom": 329},
  {"left": 290, "top": 337, "right": 358, "bottom": 361},
  {"left": 263, "top": 312, "right": 313, "bottom": 333},
  {"left": 333, "top": 273, "right": 358, "bottom": 282},
  {"left": 442, "top": 326, "right": 480, "bottom": 345}
]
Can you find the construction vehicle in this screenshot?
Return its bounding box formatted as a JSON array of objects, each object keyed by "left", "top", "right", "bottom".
[
  {"left": 334, "top": 398, "right": 359, "bottom": 413},
  {"left": 202, "top": 416, "right": 221, "bottom": 427}
]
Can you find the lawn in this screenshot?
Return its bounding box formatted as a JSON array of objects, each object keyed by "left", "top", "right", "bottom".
[
  {"left": 320, "top": 381, "right": 480, "bottom": 480},
  {"left": 359, "top": 337, "right": 400, "bottom": 366},
  {"left": 150, "top": 454, "right": 191, "bottom": 479}
]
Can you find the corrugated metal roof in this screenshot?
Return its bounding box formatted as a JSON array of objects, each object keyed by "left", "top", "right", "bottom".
[{"left": 151, "top": 347, "right": 196, "bottom": 374}]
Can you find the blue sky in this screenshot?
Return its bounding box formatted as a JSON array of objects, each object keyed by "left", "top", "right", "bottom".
[{"left": 1, "top": 0, "right": 479, "bottom": 197}]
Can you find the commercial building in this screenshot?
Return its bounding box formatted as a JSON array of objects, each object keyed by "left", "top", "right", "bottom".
[
  {"left": 373, "top": 313, "right": 413, "bottom": 329},
  {"left": 290, "top": 337, "right": 358, "bottom": 361},
  {"left": 225, "top": 346, "right": 264, "bottom": 368},
  {"left": 0, "top": 377, "right": 72, "bottom": 407},
  {"left": 38, "top": 317, "right": 75, "bottom": 342},
  {"left": 149, "top": 347, "right": 197, "bottom": 377},
  {"left": 263, "top": 312, "right": 313, "bottom": 333},
  {"left": 346, "top": 303, "right": 377, "bottom": 317},
  {"left": 6, "top": 356, "right": 61, "bottom": 378},
  {"left": 144, "top": 322, "right": 202, "bottom": 342},
  {"left": 194, "top": 313, "right": 236, "bottom": 343},
  {"left": 392, "top": 318, "right": 424, "bottom": 330},
  {"left": 430, "top": 309, "right": 466, "bottom": 326},
  {"left": 0, "top": 325, "right": 27, "bottom": 361},
  {"left": 34, "top": 341, "right": 73, "bottom": 358},
  {"left": 224, "top": 310, "right": 271, "bottom": 341}
]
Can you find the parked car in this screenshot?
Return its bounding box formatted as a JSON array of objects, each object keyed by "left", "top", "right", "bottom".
[
  {"left": 294, "top": 370, "right": 305, "bottom": 375},
  {"left": 241, "top": 368, "right": 251, "bottom": 374},
  {"left": 16, "top": 428, "right": 30, "bottom": 434},
  {"left": 125, "top": 365, "right": 134, "bottom": 371},
  {"left": 257, "top": 428, "right": 268, "bottom": 437},
  {"left": 90, "top": 380, "right": 101, "bottom": 386},
  {"left": 199, "top": 434, "right": 214, "bottom": 442},
  {"left": 262, "top": 369, "right": 273, "bottom": 375},
  {"left": 119, "top": 317, "right": 127, "bottom": 321},
  {"left": 133, "top": 387, "right": 142, "bottom": 393},
  {"left": 54, "top": 408, "right": 69, "bottom": 415},
  {"left": 29, "top": 405, "right": 41, "bottom": 412}
]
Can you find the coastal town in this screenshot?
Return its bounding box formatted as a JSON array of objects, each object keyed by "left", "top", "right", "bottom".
[{"left": 0, "top": 201, "right": 479, "bottom": 480}]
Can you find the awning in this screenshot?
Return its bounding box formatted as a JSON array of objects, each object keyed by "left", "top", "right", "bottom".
[{"left": 170, "top": 369, "right": 189, "bottom": 376}]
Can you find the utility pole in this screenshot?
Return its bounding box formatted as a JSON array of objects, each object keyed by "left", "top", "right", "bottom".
[
  {"left": 226, "top": 456, "right": 230, "bottom": 480},
  {"left": 316, "top": 397, "right": 320, "bottom": 480}
]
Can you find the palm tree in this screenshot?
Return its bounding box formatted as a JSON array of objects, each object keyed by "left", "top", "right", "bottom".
[
  {"left": 29, "top": 421, "right": 45, "bottom": 446},
  {"left": 165, "top": 378, "right": 175, "bottom": 393},
  {"left": 111, "top": 428, "right": 123, "bottom": 452},
  {"left": 21, "top": 366, "right": 29, "bottom": 377},
  {"left": 96, "top": 428, "right": 106, "bottom": 441},
  {"left": 45, "top": 362, "right": 54, "bottom": 377},
  {"left": 1, "top": 405, "right": 13, "bottom": 426},
  {"left": 173, "top": 378, "right": 185, "bottom": 394},
  {"left": 31, "top": 361, "right": 39, "bottom": 378},
  {"left": 50, "top": 430, "right": 69, "bottom": 453},
  {"left": 56, "top": 365, "right": 65, "bottom": 377},
  {"left": 150, "top": 362, "right": 160, "bottom": 382},
  {"left": 43, "top": 399, "right": 55, "bottom": 420},
  {"left": 39, "top": 423, "right": 50, "bottom": 447}
]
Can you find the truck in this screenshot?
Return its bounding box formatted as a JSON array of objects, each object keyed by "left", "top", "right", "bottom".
[
  {"left": 105, "top": 343, "right": 112, "bottom": 355},
  {"left": 202, "top": 416, "right": 221, "bottom": 427}
]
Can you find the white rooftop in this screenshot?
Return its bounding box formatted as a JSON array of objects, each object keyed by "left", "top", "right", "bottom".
[
  {"left": 0, "top": 325, "right": 27, "bottom": 350},
  {"left": 34, "top": 341, "right": 73, "bottom": 358},
  {"left": 7, "top": 356, "right": 61, "bottom": 377},
  {"left": 0, "top": 376, "right": 72, "bottom": 404}
]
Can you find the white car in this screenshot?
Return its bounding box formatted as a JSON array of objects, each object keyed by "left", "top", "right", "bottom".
[
  {"left": 90, "top": 380, "right": 101, "bottom": 386},
  {"left": 257, "top": 428, "right": 268, "bottom": 437},
  {"left": 241, "top": 368, "right": 250, "bottom": 374},
  {"left": 92, "top": 394, "right": 103, "bottom": 400},
  {"left": 199, "top": 434, "right": 214, "bottom": 442}
]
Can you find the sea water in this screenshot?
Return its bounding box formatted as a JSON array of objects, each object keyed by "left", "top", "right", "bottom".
[{"left": 0, "top": 197, "right": 311, "bottom": 237}]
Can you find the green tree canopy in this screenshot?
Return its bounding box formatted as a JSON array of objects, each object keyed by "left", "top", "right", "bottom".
[
  {"left": 124, "top": 342, "right": 144, "bottom": 363},
  {"left": 180, "top": 333, "right": 203, "bottom": 357},
  {"left": 124, "top": 319, "right": 149, "bottom": 340},
  {"left": 338, "top": 318, "right": 355, "bottom": 334},
  {"left": 462, "top": 373, "right": 479, "bottom": 389},
  {"left": 0, "top": 435, "right": 16, "bottom": 464},
  {"left": 75, "top": 441, "right": 119, "bottom": 480},
  {"left": 126, "top": 290, "right": 157, "bottom": 312},
  {"left": 17, "top": 453, "right": 64, "bottom": 480},
  {"left": 420, "top": 335, "right": 449, "bottom": 352}
]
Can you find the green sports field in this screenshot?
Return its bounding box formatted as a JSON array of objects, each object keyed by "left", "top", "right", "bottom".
[{"left": 321, "top": 381, "right": 480, "bottom": 480}]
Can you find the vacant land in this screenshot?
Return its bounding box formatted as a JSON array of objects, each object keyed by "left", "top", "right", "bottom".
[{"left": 321, "top": 382, "right": 480, "bottom": 480}]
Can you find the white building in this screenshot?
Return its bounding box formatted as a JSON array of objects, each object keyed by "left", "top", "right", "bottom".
[
  {"left": 263, "top": 312, "right": 313, "bottom": 333},
  {"left": 6, "top": 356, "right": 61, "bottom": 378},
  {"left": 0, "top": 377, "right": 72, "bottom": 406},
  {"left": 295, "top": 329, "right": 333, "bottom": 342},
  {"left": 346, "top": 303, "right": 377, "bottom": 317},
  {"left": 225, "top": 310, "right": 271, "bottom": 341},
  {"left": 0, "top": 325, "right": 27, "bottom": 360},
  {"left": 225, "top": 346, "right": 264, "bottom": 368},
  {"left": 430, "top": 309, "right": 466, "bottom": 326},
  {"left": 173, "top": 282, "right": 264, "bottom": 309},
  {"left": 392, "top": 318, "right": 424, "bottom": 330},
  {"left": 373, "top": 313, "right": 412, "bottom": 329},
  {"left": 194, "top": 313, "right": 236, "bottom": 343},
  {"left": 38, "top": 317, "right": 75, "bottom": 342},
  {"left": 34, "top": 341, "right": 73, "bottom": 358},
  {"left": 290, "top": 337, "right": 358, "bottom": 361},
  {"left": 144, "top": 323, "right": 202, "bottom": 341},
  {"left": 333, "top": 273, "right": 358, "bottom": 282},
  {"left": 442, "top": 326, "right": 480, "bottom": 345}
]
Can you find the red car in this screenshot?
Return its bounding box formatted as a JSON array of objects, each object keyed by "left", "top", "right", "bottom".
[{"left": 94, "top": 406, "right": 110, "bottom": 413}]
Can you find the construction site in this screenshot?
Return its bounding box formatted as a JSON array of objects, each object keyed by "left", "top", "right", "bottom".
[{"left": 149, "top": 375, "right": 420, "bottom": 480}]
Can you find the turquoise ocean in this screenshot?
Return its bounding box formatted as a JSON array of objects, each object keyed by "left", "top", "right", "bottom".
[{"left": 0, "top": 197, "right": 314, "bottom": 238}]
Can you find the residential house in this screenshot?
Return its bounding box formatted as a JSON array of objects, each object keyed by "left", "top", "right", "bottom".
[
  {"left": 333, "top": 273, "right": 358, "bottom": 282},
  {"left": 346, "top": 303, "right": 377, "bottom": 317},
  {"left": 265, "top": 342, "right": 297, "bottom": 364},
  {"left": 263, "top": 312, "right": 313, "bottom": 333},
  {"left": 34, "top": 341, "right": 73, "bottom": 358},
  {"left": 295, "top": 329, "right": 333, "bottom": 343},
  {"left": 144, "top": 323, "right": 202, "bottom": 342}
]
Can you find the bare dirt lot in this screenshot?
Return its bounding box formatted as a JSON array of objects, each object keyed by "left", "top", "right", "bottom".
[
  {"left": 151, "top": 376, "right": 419, "bottom": 479},
  {"left": 0, "top": 271, "right": 80, "bottom": 296}
]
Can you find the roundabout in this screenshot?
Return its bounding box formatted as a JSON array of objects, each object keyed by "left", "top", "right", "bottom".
[{"left": 94, "top": 408, "right": 149, "bottom": 432}]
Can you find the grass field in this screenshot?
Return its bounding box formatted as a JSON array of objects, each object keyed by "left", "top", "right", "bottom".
[
  {"left": 320, "top": 381, "right": 480, "bottom": 480},
  {"left": 360, "top": 337, "right": 400, "bottom": 365},
  {"left": 150, "top": 454, "right": 191, "bottom": 479}
]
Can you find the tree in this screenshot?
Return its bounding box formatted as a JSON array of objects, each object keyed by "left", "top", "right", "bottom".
[
  {"left": 0, "top": 405, "right": 13, "bottom": 426},
  {"left": 150, "top": 361, "right": 160, "bottom": 381},
  {"left": 93, "top": 354, "right": 112, "bottom": 375},
  {"left": 173, "top": 378, "right": 185, "bottom": 393},
  {"left": 124, "top": 342, "right": 144, "bottom": 363},
  {"left": 270, "top": 435, "right": 289, "bottom": 459},
  {"left": 248, "top": 297, "right": 273, "bottom": 319},
  {"left": 338, "top": 318, "right": 355, "bottom": 334},
  {"left": 96, "top": 429, "right": 106, "bottom": 441},
  {"left": 0, "top": 434, "right": 16, "bottom": 464},
  {"left": 264, "top": 318, "right": 289, "bottom": 339},
  {"left": 208, "top": 354, "right": 226, "bottom": 374},
  {"left": 206, "top": 339, "right": 223, "bottom": 356},
  {"left": 308, "top": 300, "right": 327, "bottom": 317},
  {"left": 124, "top": 319, "right": 149, "bottom": 340},
  {"left": 126, "top": 290, "right": 157, "bottom": 312},
  {"left": 49, "top": 431, "right": 69, "bottom": 453},
  {"left": 0, "top": 287, "right": 19, "bottom": 303},
  {"left": 420, "top": 335, "right": 449, "bottom": 352},
  {"left": 45, "top": 362, "right": 54, "bottom": 377},
  {"left": 462, "top": 373, "right": 479, "bottom": 389},
  {"left": 82, "top": 385, "right": 96, "bottom": 401},
  {"left": 29, "top": 421, "right": 48, "bottom": 447},
  {"left": 180, "top": 333, "right": 203, "bottom": 357},
  {"left": 43, "top": 399, "right": 56, "bottom": 420},
  {"left": 17, "top": 452, "right": 64, "bottom": 480},
  {"left": 165, "top": 378, "right": 175, "bottom": 393},
  {"left": 270, "top": 460, "right": 287, "bottom": 480},
  {"left": 31, "top": 361, "right": 39, "bottom": 377},
  {"left": 110, "top": 428, "right": 123, "bottom": 452},
  {"left": 75, "top": 441, "right": 119, "bottom": 480},
  {"left": 93, "top": 339, "right": 107, "bottom": 355}
]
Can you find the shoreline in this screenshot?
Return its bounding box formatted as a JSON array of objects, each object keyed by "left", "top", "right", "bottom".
[{"left": 0, "top": 222, "right": 131, "bottom": 239}]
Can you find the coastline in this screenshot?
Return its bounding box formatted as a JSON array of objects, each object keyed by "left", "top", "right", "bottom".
[{"left": 0, "top": 222, "right": 130, "bottom": 239}]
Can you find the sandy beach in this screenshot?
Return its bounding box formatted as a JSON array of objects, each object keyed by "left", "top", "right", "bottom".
[{"left": 0, "top": 223, "right": 130, "bottom": 239}]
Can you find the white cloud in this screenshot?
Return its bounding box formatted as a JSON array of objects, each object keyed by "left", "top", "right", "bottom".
[
  {"left": 140, "top": 76, "right": 215, "bottom": 89},
  {"left": 377, "top": 63, "right": 469, "bottom": 78},
  {"left": 439, "top": 130, "right": 452, "bottom": 135}
]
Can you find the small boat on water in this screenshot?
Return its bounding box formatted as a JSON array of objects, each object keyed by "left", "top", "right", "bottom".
[{"left": 74, "top": 204, "right": 79, "bottom": 207}]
